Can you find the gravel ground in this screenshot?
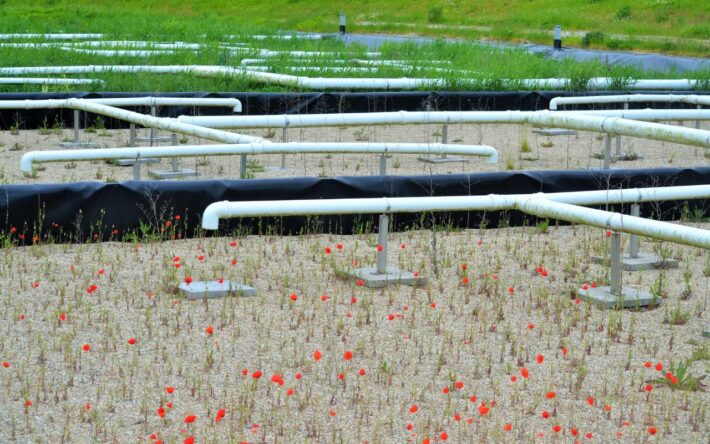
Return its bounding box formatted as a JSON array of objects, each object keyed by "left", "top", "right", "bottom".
[
  {"left": 0, "top": 120, "right": 707, "bottom": 184},
  {"left": 0, "top": 224, "right": 708, "bottom": 443}
]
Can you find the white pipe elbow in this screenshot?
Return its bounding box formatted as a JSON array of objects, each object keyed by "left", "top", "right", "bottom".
[
  {"left": 20, "top": 152, "right": 35, "bottom": 174},
  {"left": 202, "top": 201, "right": 229, "bottom": 230}
]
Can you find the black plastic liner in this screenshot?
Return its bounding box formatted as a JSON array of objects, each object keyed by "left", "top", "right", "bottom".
[
  {"left": 1, "top": 91, "right": 708, "bottom": 130},
  {"left": 2, "top": 168, "right": 708, "bottom": 244}
]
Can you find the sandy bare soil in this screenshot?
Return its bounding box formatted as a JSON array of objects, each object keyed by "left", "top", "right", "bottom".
[
  {"left": 0, "top": 224, "right": 708, "bottom": 443},
  {"left": 0, "top": 121, "right": 707, "bottom": 184}
]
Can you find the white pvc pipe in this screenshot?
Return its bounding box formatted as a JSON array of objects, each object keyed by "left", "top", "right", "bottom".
[
  {"left": 72, "top": 41, "right": 204, "bottom": 50},
  {"left": 81, "top": 97, "right": 242, "bottom": 112},
  {"left": 0, "top": 98, "right": 257, "bottom": 144},
  {"left": 178, "top": 110, "right": 710, "bottom": 149},
  {"left": 19, "top": 142, "right": 498, "bottom": 173},
  {"left": 225, "top": 47, "right": 382, "bottom": 58},
  {"left": 65, "top": 99, "right": 261, "bottom": 144},
  {"left": 178, "top": 109, "right": 710, "bottom": 129},
  {"left": 200, "top": 186, "right": 710, "bottom": 249},
  {"left": 550, "top": 94, "right": 710, "bottom": 110},
  {"left": 0, "top": 77, "right": 103, "bottom": 85},
  {"left": 0, "top": 65, "right": 697, "bottom": 91},
  {"left": 0, "top": 33, "right": 104, "bottom": 40},
  {"left": 60, "top": 47, "right": 179, "bottom": 57}
]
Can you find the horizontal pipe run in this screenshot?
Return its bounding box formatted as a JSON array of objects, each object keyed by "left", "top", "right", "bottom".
[
  {"left": 0, "top": 33, "right": 104, "bottom": 39},
  {"left": 0, "top": 65, "right": 699, "bottom": 90},
  {"left": 518, "top": 198, "right": 710, "bottom": 249},
  {"left": 65, "top": 99, "right": 261, "bottom": 144},
  {"left": 19, "top": 142, "right": 498, "bottom": 173},
  {"left": 178, "top": 110, "right": 710, "bottom": 149},
  {"left": 0, "top": 77, "right": 102, "bottom": 85},
  {"left": 0, "top": 97, "right": 242, "bottom": 112},
  {"left": 550, "top": 94, "right": 710, "bottom": 110},
  {"left": 201, "top": 186, "right": 710, "bottom": 249},
  {"left": 179, "top": 109, "right": 710, "bottom": 128},
  {"left": 60, "top": 47, "right": 180, "bottom": 57}
]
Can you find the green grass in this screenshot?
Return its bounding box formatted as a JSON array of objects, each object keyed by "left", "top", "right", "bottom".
[
  {"left": 0, "top": 1, "right": 706, "bottom": 93},
  {"left": 0, "top": 0, "right": 706, "bottom": 56}
]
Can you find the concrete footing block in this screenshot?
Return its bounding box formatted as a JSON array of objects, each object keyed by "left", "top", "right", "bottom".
[
  {"left": 577, "top": 286, "right": 660, "bottom": 309},
  {"left": 532, "top": 128, "right": 577, "bottom": 136},
  {"left": 112, "top": 158, "right": 160, "bottom": 166},
  {"left": 417, "top": 156, "right": 469, "bottom": 164},
  {"left": 592, "top": 253, "right": 679, "bottom": 271},
  {"left": 148, "top": 168, "right": 199, "bottom": 179},
  {"left": 135, "top": 136, "right": 175, "bottom": 143},
  {"left": 59, "top": 141, "right": 98, "bottom": 148},
  {"left": 350, "top": 267, "right": 426, "bottom": 288},
  {"left": 591, "top": 152, "right": 643, "bottom": 161},
  {"left": 179, "top": 280, "right": 256, "bottom": 299}
]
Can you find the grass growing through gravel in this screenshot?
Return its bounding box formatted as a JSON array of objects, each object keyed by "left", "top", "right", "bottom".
[{"left": 0, "top": 220, "right": 708, "bottom": 443}]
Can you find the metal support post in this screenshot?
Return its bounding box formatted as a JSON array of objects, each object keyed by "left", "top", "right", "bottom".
[
  {"left": 129, "top": 123, "right": 136, "bottom": 146},
  {"left": 281, "top": 126, "right": 288, "bottom": 169},
  {"left": 603, "top": 134, "right": 612, "bottom": 169},
  {"left": 133, "top": 154, "right": 141, "bottom": 180},
  {"left": 149, "top": 105, "right": 156, "bottom": 145},
  {"left": 379, "top": 154, "right": 387, "bottom": 176},
  {"left": 73, "top": 109, "right": 80, "bottom": 143},
  {"left": 610, "top": 232, "right": 622, "bottom": 296},
  {"left": 240, "top": 154, "right": 247, "bottom": 178},
  {"left": 629, "top": 204, "right": 640, "bottom": 259},
  {"left": 376, "top": 214, "right": 388, "bottom": 274}
]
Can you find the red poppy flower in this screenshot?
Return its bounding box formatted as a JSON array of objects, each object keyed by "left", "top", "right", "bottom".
[
  {"left": 504, "top": 423, "right": 512, "bottom": 431},
  {"left": 440, "top": 432, "right": 448, "bottom": 441},
  {"left": 409, "top": 404, "right": 418, "bottom": 413},
  {"left": 645, "top": 384, "right": 653, "bottom": 392},
  {"left": 343, "top": 351, "right": 353, "bottom": 361},
  {"left": 455, "top": 381, "right": 464, "bottom": 390},
  {"left": 536, "top": 354, "right": 544, "bottom": 364},
  {"left": 648, "top": 427, "right": 657, "bottom": 435},
  {"left": 1, "top": 361, "right": 9, "bottom": 368},
  {"left": 184, "top": 436, "right": 194, "bottom": 444},
  {"left": 205, "top": 326, "right": 214, "bottom": 335},
  {"left": 546, "top": 391, "right": 556, "bottom": 399},
  {"left": 336, "top": 243, "right": 343, "bottom": 250},
  {"left": 521, "top": 368, "right": 529, "bottom": 379},
  {"left": 229, "top": 241, "right": 237, "bottom": 247},
  {"left": 478, "top": 405, "right": 490, "bottom": 416},
  {"left": 127, "top": 337, "right": 136, "bottom": 345},
  {"left": 290, "top": 293, "right": 298, "bottom": 301},
  {"left": 295, "top": 373, "right": 302, "bottom": 379},
  {"left": 586, "top": 396, "right": 595, "bottom": 406},
  {"left": 655, "top": 362, "right": 663, "bottom": 371},
  {"left": 329, "top": 409, "right": 336, "bottom": 417},
  {"left": 157, "top": 407, "right": 165, "bottom": 418},
  {"left": 324, "top": 247, "right": 331, "bottom": 254},
  {"left": 25, "top": 400, "right": 32, "bottom": 407},
  {"left": 166, "top": 386, "right": 175, "bottom": 394},
  {"left": 527, "top": 323, "right": 535, "bottom": 330},
  {"left": 553, "top": 425, "right": 561, "bottom": 433},
  {"left": 314, "top": 350, "right": 322, "bottom": 361},
  {"left": 356, "top": 279, "right": 364, "bottom": 286},
  {"left": 286, "top": 388, "right": 294, "bottom": 396},
  {"left": 184, "top": 415, "right": 197, "bottom": 424},
  {"left": 251, "top": 370, "right": 262, "bottom": 379},
  {"left": 376, "top": 244, "right": 383, "bottom": 252},
  {"left": 541, "top": 410, "right": 550, "bottom": 419},
  {"left": 82, "top": 344, "right": 90, "bottom": 352},
  {"left": 184, "top": 276, "right": 192, "bottom": 285},
  {"left": 358, "top": 368, "right": 366, "bottom": 376}
]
